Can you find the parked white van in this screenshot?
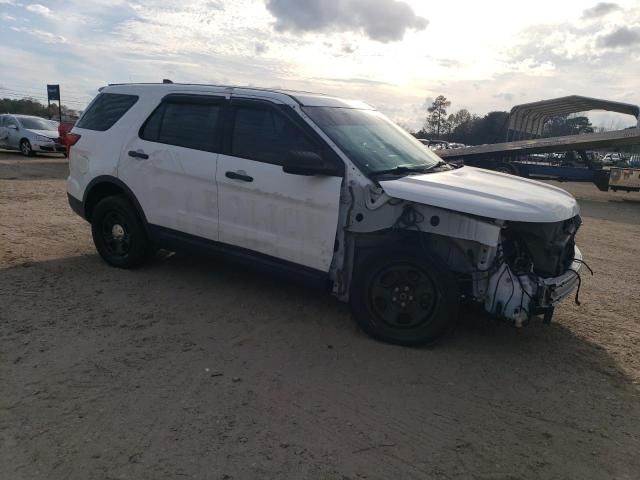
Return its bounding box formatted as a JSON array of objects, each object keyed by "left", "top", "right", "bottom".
[{"left": 66, "top": 83, "right": 584, "bottom": 345}]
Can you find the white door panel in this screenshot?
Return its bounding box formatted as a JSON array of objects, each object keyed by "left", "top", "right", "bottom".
[
  {"left": 217, "top": 155, "right": 342, "bottom": 272},
  {"left": 119, "top": 139, "right": 219, "bottom": 240}
]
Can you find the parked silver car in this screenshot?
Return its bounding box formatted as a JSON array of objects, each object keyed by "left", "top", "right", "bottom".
[{"left": 0, "top": 114, "right": 65, "bottom": 156}]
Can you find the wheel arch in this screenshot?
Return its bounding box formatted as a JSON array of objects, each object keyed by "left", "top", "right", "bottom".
[{"left": 83, "top": 176, "right": 149, "bottom": 232}]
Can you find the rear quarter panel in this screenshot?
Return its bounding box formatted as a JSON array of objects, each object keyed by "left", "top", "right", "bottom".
[{"left": 66, "top": 88, "right": 160, "bottom": 202}]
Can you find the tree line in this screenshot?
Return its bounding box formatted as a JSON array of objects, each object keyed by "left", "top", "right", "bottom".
[
  {"left": 0, "top": 97, "right": 81, "bottom": 120},
  {"left": 414, "top": 95, "right": 594, "bottom": 146}
]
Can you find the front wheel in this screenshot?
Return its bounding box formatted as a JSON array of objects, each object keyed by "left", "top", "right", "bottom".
[
  {"left": 91, "top": 195, "right": 151, "bottom": 269},
  {"left": 350, "top": 252, "right": 459, "bottom": 346},
  {"left": 20, "top": 139, "right": 35, "bottom": 157}
]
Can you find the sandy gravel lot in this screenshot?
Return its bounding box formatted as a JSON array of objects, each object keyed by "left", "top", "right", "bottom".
[{"left": 1, "top": 152, "right": 639, "bottom": 480}]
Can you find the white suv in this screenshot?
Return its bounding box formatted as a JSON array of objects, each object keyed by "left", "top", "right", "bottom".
[{"left": 67, "top": 83, "right": 584, "bottom": 345}]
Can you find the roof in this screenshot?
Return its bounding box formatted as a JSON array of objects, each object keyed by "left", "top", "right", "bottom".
[
  {"left": 104, "top": 83, "right": 373, "bottom": 109},
  {"left": 507, "top": 95, "right": 640, "bottom": 140}
]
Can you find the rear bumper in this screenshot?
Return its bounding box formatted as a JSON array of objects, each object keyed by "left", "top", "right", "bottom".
[{"left": 67, "top": 193, "right": 86, "bottom": 220}]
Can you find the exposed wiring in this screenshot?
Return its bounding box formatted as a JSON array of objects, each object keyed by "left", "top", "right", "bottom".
[
  {"left": 567, "top": 269, "right": 583, "bottom": 306},
  {"left": 392, "top": 204, "right": 587, "bottom": 316},
  {"left": 504, "top": 266, "right": 516, "bottom": 316},
  {"left": 573, "top": 258, "right": 594, "bottom": 276},
  {"left": 489, "top": 266, "right": 509, "bottom": 315},
  {"left": 392, "top": 204, "right": 425, "bottom": 230}
]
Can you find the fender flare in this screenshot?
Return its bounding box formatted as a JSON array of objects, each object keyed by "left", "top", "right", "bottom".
[{"left": 82, "top": 175, "right": 150, "bottom": 233}]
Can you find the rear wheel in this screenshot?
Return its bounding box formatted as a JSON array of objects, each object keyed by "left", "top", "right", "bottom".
[
  {"left": 495, "top": 163, "right": 518, "bottom": 175},
  {"left": 91, "top": 195, "right": 151, "bottom": 269},
  {"left": 20, "top": 139, "right": 34, "bottom": 157},
  {"left": 350, "top": 252, "right": 459, "bottom": 346}
]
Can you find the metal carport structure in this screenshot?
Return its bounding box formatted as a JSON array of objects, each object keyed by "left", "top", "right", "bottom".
[{"left": 506, "top": 95, "right": 640, "bottom": 141}]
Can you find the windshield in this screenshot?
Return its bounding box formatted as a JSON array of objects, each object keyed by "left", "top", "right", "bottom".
[
  {"left": 19, "top": 117, "right": 58, "bottom": 131},
  {"left": 302, "top": 106, "right": 442, "bottom": 176}
]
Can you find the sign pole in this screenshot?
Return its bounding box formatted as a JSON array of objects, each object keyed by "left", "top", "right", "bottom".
[{"left": 46, "top": 84, "right": 61, "bottom": 121}]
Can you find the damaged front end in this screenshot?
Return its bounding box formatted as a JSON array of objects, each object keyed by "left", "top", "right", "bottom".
[
  {"left": 476, "top": 215, "right": 584, "bottom": 326},
  {"left": 334, "top": 176, "right": 586, "bottom": 328}
]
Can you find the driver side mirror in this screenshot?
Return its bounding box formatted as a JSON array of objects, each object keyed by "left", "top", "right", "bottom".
[
  {"left": 282, "top": 150, "right": 340, "bottom": 176},
  {"left": 8, "top": 125, "right": 18, "bottom": 130}
]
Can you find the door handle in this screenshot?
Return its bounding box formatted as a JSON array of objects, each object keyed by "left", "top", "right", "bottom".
[
  {"left": 225, "top": 171, "right": 253, "bottom": 182},
  {"left": 128, "top": 150, "right": 149, "bottom": 159}
]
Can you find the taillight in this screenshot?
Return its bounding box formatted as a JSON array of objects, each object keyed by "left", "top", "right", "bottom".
[{"left": 66, "top": 133, "right": 81, "bottom": 146}]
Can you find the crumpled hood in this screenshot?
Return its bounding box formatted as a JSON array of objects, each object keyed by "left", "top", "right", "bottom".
[
  {"left": 379, "top": 166, "right": 580, "bottom": 223},
  {"left": 27, "top": 129, "right": 58, "bottom": 139}
]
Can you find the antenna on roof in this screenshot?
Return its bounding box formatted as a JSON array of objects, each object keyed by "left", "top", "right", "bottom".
[{"left": 162, "top": 79, "right": 173, "bottom": 84}]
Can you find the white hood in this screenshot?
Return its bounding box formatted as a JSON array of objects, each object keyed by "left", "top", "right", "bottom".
[
  {"left": 28, "top": 129, "right": 58, "bottom": 139},
  {"left": 379, "top": 166, "right": 579, "bottom": 223}
]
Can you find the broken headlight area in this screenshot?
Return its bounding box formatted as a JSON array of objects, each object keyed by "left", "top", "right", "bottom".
[
  {"left": 471, "top": 215, "right": 583, "bottom": 326},
  {"left": 502, "top": 215, "right": 582, "bottom": 278}
]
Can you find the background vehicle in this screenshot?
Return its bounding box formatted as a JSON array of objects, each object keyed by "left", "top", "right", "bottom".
[
  {"left": 600, "top": 152, "right": 626, "bottom": 166},
  {"left": 67, "top": 84, "right": 584, "bottom": 345},
  {"left": 439, "top": 96, "right": 640, "bottom": 183},
  {"left": 0, "top": 114, "right": 64, "bottom": 156}
]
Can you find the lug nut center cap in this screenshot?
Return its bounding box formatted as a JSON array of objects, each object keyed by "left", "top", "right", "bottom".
[{"left": 112, "top": 224, "right": 125, "bottom": 240}]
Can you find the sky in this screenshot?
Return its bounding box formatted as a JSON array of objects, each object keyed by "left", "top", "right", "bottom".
[{"left": 0, "top": 0, "right": 639, "bottom": 129}]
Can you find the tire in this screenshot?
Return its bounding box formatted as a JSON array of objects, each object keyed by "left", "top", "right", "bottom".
[
  {"left": 91, "top": 195, "right": 151, "bottom": 269},
  {"left": 495, "top": 163, "right": 518, "bottom": 175},
  {"left": 20, "top": 139, "right": 35, "bottom": 157},
  {"left": 350, "top": 251, "right": 459, "bottom": 346}
]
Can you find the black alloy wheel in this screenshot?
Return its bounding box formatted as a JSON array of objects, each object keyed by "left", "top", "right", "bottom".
[
  {"left": 350, "top": 252, "right": 459, "bottom": 346},
  {"left": 369, "top": 263, "right": 438, "bottom": 330},
  {"left": 101, "top": 211, "right": 132, "bottom": 258},
  {"left": 91, "top": 195, "right": 151, "bottom": 269}
]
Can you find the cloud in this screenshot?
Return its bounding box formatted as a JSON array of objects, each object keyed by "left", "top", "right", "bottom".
[
  {"left": 597, "top": 26, "right": 640, "bottom": 48},
  {"left": 264, "top": 0, "right": 428, "bottom": 42},
  {"left": 1, "top": 13, "right": 16, "bottom": 20},
  {"left": 254, "top": 42, "right": 268, "bottom": 54},
  {"left": 493, "top": 92, "right": 514, "bottom": 102},
  {"left": 10, "top": 26, "right": 67, "bottom": 43},
  {"left": 582, "top": 2, "right": 621, "bottom": 18},
  {"left": 313, "top": 76, "right": 394, "bottom": 86},
  {"left": 25, "top": 3, "right": 53, "bottom": 17},
  {"left": 421, "top": 97, "right": 435, "bottom": 111},
  {"left": 205, "top": 0, "right": 225, "bottom": 9},
  {"left": 342, "top": 43, "right": 357, "bottom": 54},
  {"left": 436, "top": 58, "right": 461, "bottom": 68}
]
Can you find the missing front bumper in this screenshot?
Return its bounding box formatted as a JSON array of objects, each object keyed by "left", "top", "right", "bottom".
[
  {"left": 540, "top": 246, "right": 583, "bottom": 306},
  {"left": 483, "top": 246, "right": 583, "bottom": 325}
]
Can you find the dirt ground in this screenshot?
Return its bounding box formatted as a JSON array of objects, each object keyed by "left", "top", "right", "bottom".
[{"left": 1, "top": 152, "right": 639, "bottom": 480}]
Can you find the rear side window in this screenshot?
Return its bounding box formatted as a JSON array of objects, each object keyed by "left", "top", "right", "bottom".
[
  {"left": 140, "top": 98, "right": 221, "bottom": 152},
  {"left": 76, "top": 93, "right": 138, "bottom": 131},
  {"left": 231, "top": 104, "right": 318, "bottom": 165}
]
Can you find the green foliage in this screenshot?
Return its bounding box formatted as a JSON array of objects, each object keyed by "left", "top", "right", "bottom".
[
  {"left": 416, "top": 99, "right": 509, "bottom": 145},
  {"left": 416, "top": 94, "right": 601, "bottom": 145},
  {"left": 0, "top": 97, "right": 49, "bottom": 117},
  {"left": 0, "top": 97, "right": 81, "bottom": 120},
  {"left": 424, "top": 95, "right": 451, "bottom": 138},
  {"left": 544, "top": 115, "right": 594, "bottom": 137}
]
